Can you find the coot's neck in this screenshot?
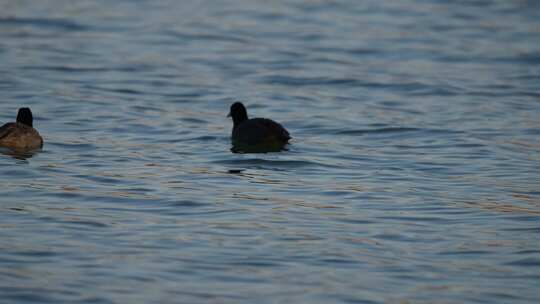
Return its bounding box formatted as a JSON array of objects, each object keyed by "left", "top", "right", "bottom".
[{"left": 232, "top": 111, "right": 248, "bottom": 128}]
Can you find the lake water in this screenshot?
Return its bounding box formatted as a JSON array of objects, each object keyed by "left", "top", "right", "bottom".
[{"left": 1, "top": 1, "right": 539, "bottom": 303}]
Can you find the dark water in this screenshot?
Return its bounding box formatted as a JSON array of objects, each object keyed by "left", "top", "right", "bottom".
[{"left": 1, "top": 1, "right": 539, "bottom": 303}]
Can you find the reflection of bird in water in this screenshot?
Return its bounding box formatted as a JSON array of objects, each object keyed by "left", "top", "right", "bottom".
[
  {"left": 0, "top": 107, "right": 43, "bottom": 151},
  {"left": 227, "top": 102, "right": 291, "bottom": 153}
]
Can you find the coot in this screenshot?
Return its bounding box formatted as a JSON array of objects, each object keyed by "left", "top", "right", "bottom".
[{"left": 227, "top": 102, "right": 290, "bottom": 153}]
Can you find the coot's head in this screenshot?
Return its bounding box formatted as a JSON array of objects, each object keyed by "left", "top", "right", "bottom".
[
  {"left": 16, "top": 107, "right": 33, "bottom": 127},
  {"left": 227, "top": 102, "right": 248, "bottom": 126}
]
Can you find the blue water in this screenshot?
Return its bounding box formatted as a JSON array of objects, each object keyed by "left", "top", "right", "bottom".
[{"left": 1, "top": 1, "right": 539, "bottom": 303}]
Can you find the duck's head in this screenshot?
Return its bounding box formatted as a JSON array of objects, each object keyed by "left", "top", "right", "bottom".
[
  {"left": 227, "top": 102, "right": 248, "bottom": 126},
  {"left": 16, "top": 107, "right": 33, "bottom": 127}
]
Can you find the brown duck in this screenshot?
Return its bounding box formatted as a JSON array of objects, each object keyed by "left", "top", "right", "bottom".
[{"left": 0, "top": 108, "right": 43, "bottom": 151}]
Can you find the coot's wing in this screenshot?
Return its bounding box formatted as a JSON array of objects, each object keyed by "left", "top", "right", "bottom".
[
  {"left": 233, "top": 118, "right": 291, "bottom": 145},
  {"left": 257, "top": 118, "right": 291, "bottom": 142}
]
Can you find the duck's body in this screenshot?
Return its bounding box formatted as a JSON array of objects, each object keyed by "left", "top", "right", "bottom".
[
  {"left": 232, "top": 117, "right": 290, "bottom": 145},
  {"left": 228, "top": 102, "right": 290, "bottom": 152},
  {"left": 0, "top": 108, "right": 43, "bottom": 151}
]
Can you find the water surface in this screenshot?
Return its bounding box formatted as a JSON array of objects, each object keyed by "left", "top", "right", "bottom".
[{"left": 1, "top": 1, "right": 539, "bottom": 303}]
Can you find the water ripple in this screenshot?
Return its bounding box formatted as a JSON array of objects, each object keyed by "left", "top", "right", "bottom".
[{"left": 0, "top": 17, "right": 88, "bottom": 31}]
